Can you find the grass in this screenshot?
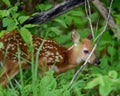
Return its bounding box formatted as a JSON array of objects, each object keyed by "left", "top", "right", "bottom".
[
  {"left": 0, "top": 31, "right": 120, "bottom": 96},
  {"left": 0, "top": 36, "right": 77, "bottom": 96},
  {"left": 0, "top": 49, "right": 88, "bottom": 96}
]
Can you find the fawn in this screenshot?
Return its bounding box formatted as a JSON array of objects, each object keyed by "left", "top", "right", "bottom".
[{"left": 0, "top": 30, "right": 100, "bottom": 88}]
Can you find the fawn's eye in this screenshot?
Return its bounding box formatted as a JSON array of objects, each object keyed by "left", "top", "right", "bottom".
[{"left": 83, "top": 50, "right": 89, "bottom": 54}]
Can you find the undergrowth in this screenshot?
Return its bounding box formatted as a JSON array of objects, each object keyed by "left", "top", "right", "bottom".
[{"left": 0, "top": 0, "right": 120, "bottom": 96}]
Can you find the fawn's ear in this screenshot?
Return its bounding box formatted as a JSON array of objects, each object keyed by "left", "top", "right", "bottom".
[
  {"left": 87, "top": 32, "right": 93, "bottom": 40},
  {"left": 71, "top": 29, "right": 80, "bottom": 45}
]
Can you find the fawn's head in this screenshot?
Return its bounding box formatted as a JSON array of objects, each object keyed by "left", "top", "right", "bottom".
[{"left": 71, "top": 30, "right": 100, "bottom": 65}]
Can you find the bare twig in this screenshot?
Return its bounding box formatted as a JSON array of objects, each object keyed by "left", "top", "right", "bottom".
[
  {"left": 85, "top": 0, "right": 95, "bottom": 40},
  {"left": 95, "top": 0, "right": 114, "bottom": 42},
  {"left": 69, "top": 0, "right": 114, "bottom": 89},
  {"left": 92, "top": 0, "right": 120, "bottom": 39}
]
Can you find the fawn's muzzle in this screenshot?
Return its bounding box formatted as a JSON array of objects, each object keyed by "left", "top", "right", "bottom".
[{"left": 93, "top": 57, "right": 100, "bottom": 65}]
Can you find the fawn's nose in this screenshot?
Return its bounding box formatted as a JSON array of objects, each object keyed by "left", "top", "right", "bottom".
[{"left": 93, "top": 57, "right": 100, "bottom": 65}]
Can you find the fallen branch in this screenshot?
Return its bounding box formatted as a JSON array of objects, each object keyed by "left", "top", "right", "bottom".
[
  {"left": 22, "top": 0, "right": 119, "bottom": 39},
  {"left": 22, "top": 0, "right": 92, "bottom": 25}
]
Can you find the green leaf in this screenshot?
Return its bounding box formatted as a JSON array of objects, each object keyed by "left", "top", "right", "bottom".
[
  {"left": 69, "top": 10, "right": 85, "bottom": 16},
  {"left": 85, "top": 78, "right": 99, "bottom": 89},
  {"left": 0, "top": 10, "right": 10, "bottom": 18},
  {"left": 2, "top": 0, "right": 11, "bottom": 7},
  {"left": 85, "top": 74, "right": 112, "bottom": 96},
  {"left": 20, "top": 27, "right": 33, "bottom": 51},
  {"left": 107, "top": 46, "right": 116, "bottom": 56},
  {"left": 99, "top": 77, "right": 112, "bottom": 96},
  {"left": 64, "top": 15, "right": 73, "bottom": 25},
  {"left": 40, "top": 76, "right": 56, "bottom": 90},
  {"left": 39, "top": 71, "right": 57, "bottom": 96},
  {"left": 98, "top": 75, "right": 105, "bottom": 86},
  {"left": 99, "top": 55, "right": 108, "bottom": 69},
  {"left": 8, "top": 6, "right": 18, "bottom": 12},
  {"left": 54, "top": 19, "right": 67, "bottom": 28},
  {"left": 18, "top": 16, "right": 29, "bottom": 24},
  {"left": 24, "top": 24, "right": 38, "bottom": 28},
  {"left": 36, "top": 4, "right": 52, "bottom": 11},
  {"left": 0, "top": 87, "right": 4, "bottom": 96},
  {"left": 50, "top": 27, "right": 62, "bottom": 35},
  {"left": 2, "top": 17, "right": 17, "bottom": 31},
  {"left": 108, "top": 70, "right": 118, "bottom": 79}
]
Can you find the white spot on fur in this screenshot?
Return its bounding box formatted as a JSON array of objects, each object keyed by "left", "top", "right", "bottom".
[
  {"left": 55, "top": 56, "right": 59, "bottom": 62},
  {"left": 12, "top": 47, "right": 15, "bottom": 50},
  {"left": 4, "top": 39, "right": 7, "bottom": 42},
  {"left": 19, "top": 42, "right": 22, "bottom": 45},
  {"left": 59, "top": 55, "right": 63, "bottom": 59},
  {"left": 50, "top": 52, "right": 54, "bottom": 56},
  {"left": 24, "top": 43, "right": 27, "bottom": 46},
  {"left": 68, "top": 46, "right": 74, "bottom": 51},
  {"left": 56, "top": 52, "right": 59, "bottom": 55},
  {"left": 13, "top": 60, "right": 16, "bottom": 63}
]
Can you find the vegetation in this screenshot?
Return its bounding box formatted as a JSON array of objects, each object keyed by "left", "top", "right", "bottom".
[{"left": 0, "top": 0, "right": 120, "bottom": 96}]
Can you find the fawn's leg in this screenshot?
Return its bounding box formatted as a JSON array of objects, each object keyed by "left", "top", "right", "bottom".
[
  {"left": 0, "top": 59, "right": 20, "bottom": 88},
  {"left": 0, "top": 60, "right": 29, "bottom": 88},
  {"left": 53, "top": 64, "right": 79, "bottom": 75},
  {"left": 37, "top": 58, "right": 79, "bottom": 75},
  {"left": 0, "top": 68, "right": 9, "bottom": 88},
  {"left": 38, "top": 58, "right": 49, "bottom": 76}
]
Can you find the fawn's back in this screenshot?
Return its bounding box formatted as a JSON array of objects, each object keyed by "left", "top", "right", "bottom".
[{"left": 0, "top": 30, "right": 67, "bottom": 65}]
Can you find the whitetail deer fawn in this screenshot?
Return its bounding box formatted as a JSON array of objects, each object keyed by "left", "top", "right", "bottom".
[{"left": 0, "top": 30, "right": 100, "bottom": 88}]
